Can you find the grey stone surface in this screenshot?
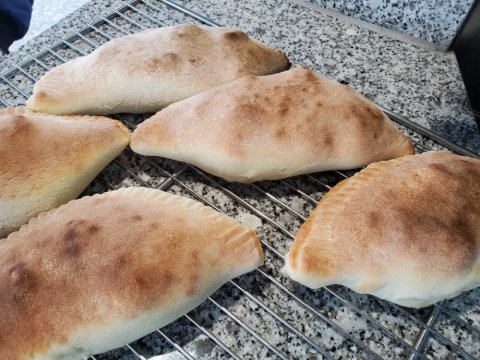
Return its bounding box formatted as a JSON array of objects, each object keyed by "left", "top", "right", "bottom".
[{"left": 302, "top": 0, "right": 475, "bottom": 48}]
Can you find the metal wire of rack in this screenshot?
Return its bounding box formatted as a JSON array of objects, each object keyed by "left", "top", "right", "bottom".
[{"left": 0, "top": 0, "right": 479, "bottom": 359}]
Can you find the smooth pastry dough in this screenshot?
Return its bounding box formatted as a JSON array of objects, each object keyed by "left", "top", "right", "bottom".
[
  {"left": 0, "top": 187, "right": 263, "bottom": 359},
  {"left": 0, "top": 108, "right": 130, "bottom": 237},
  {"left": 283, "top": 151, "right": 480, "bottom": 308},
  {"left": 26, "top": 24, "right": 290, "bottom": 115},
  {"left": 131, "top": 67, "right": 414, "bottom": 182}
]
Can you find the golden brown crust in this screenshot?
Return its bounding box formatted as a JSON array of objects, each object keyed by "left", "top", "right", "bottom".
[
  {"left": 0, "top": 108, "right": 131, "bottom": 238},
  {"left": 131, "top": 67, "right": 414, "bottom": 182},
  {"left": 287, "top": 151, "right": 480, "bottom": 296},
  {"left": 26, "top": 25, "right": 290, "bottom": 115},
  {"left": 0, "top": 188, "right": 263, "bottom": 359},
  {"left": 0, "top": 107, "right": 131, "bottom": 134},
  {"left": 0, "top": 108, "right": 130, "bottom": 197},
  {"left": 288, "top": 174, "right": 352, "bottom": 273}
]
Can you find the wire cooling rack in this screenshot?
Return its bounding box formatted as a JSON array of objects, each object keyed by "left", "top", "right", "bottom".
[{"left": 1, "top": 0, "right": 479, "bottom": 359}]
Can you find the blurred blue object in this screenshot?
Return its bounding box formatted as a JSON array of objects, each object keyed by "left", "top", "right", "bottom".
[{"left": 0, "top": 0, "right": 34, "bottom": 53}]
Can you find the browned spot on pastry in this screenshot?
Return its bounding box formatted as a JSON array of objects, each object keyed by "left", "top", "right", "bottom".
[
  {"left": 4, "top": 116, "right": 32, "bottom": 140},
  {"left": 358, "top": 117, "right": 369, "bottom": 130},
  {"left": 275, "top": 127, "right": 287, "bottom": 138},
  {"left": 348, "top": 103, "right": 384, "bottom": 127},
  {"left": 131, "top": 214, "right": 143, "bottom": 222},
  {"left": 116, "top": 255, "right": 128, "bottom": 269},
  {"left": 279, "top": 106, "right": 289, "bottom": 116},
  {"left": 164, "top": 52, "right": 180, "bottom": 65},
  {"left": 298, "top": 68, "right": 316, "bottom": 82},
  {"left": 223, "top": 30, "right": 248, "bottom": 41},
  {"left": 392, "top": 202, "right": 477, "bottom": 273},
  {"left": 64, "top": 242, "right": 81, "bottom": 257},
  {"left": 323, "top": 133, "right": 333, "bottom": 148},
  {"left": 367, "top": 211, "right": 381, "bottom": 228},
  {"left": 174, "top": 24, "right": 204, "bottom": 38},
  {"left": 88, "top": 224, "right": 100, "bottom": 234},
  {"left": 241, "top": 102, "right": 266, "bottom": 118},
  {"left": 260, "top": 94, "right": 272, "bottom": 104},
  {"left": 63, "top": 228, "right": 81, "bottom": 257},
  {"left": 64, "top": 228, "right": 77, "bottom": 243},
  {"left": 365, "top": 105, "right": 383, "bottom": 121},
  {"left": 134, "top": 275, "right": 147, "bottom": 289},
  {"left": 147, "top": 53, "right": 181, "bottom": 73},
  {"left": 160, "top": 270, "right": 174, "bottom": 292},
  {"left": 428, "top": 163, "right": 455, "bottom": 177},
  {"left": 186, "top": 250, "right": 200, "bottom": 296},
  {"left": 149, "top": 222, "right": 160, "bottom": 230},
  {"left": 276, "top": 96, "right": 292, "bottom": 116},
  {"left": 301, "top": 250, "right": 332, "bottom": 277},
  {"left": 62, "top": 221, "right": 100, "bottom": 257},
  {"left": 36, "top": 91, "right": 48, "bottom": 100},
  {"left": 288, "top": 246, "right": 300, "bottom": 269},
  {"left": 449, "top": 217, "right": 477, "bottom": 261},
  {"left": 245, "top": 47, "right": 263, "bottom": 65}
]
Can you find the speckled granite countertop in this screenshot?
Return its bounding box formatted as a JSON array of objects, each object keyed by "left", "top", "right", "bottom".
[
  {"left": 0, "top": 1, "right": 479, "bottom": 359},
  {"left": 302, "top": 0, "right": 474, "bottom": 47}
]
